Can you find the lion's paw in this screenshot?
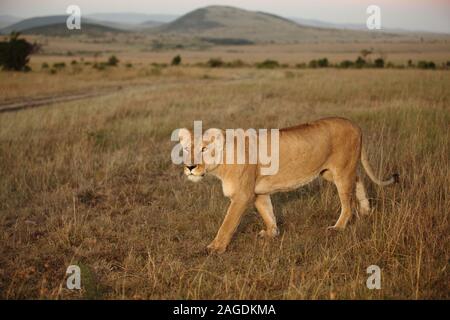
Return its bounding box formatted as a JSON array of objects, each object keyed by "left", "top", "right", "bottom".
[
  {"left": 326, "top": 225, "right": 344, "bottom": 233},
  {"left": 206, "top": 241, "right": 227, "bottom": 255},
  {"left": 258, "top": 227, "right": 279, "bottom": 238}
]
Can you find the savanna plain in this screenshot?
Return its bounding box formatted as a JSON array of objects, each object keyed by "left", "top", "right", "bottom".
[{"left": 0, "top": 38, "right": 449, "bottom": 299}]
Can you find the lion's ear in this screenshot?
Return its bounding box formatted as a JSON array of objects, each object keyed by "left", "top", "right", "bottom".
[{"left": 178, "top": 128, "right": 192, "bottom": 147}]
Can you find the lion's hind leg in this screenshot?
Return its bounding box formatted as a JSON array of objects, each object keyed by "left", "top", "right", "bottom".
[
  {"left": 356, "top": 175, "right": 370, "bottom": 216},
  {"left": 328, "top": 172, "right": 356, "bottom": 231}
]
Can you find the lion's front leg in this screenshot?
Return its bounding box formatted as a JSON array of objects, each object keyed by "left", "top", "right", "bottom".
[
  {"left": 207, "top": 195, "right": 252, "bottom": 254},
  {"left": 254, "top": 194, "right": 279, "bottom": 238}
]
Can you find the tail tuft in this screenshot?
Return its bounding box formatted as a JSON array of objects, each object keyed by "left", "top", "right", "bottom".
[{"left": 392, "top": 173, "right": 400, "bottom": 184}]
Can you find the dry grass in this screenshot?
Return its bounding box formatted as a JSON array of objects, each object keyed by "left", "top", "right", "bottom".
[{"left": 0, "top": 65, "right": 448, "bottom": 299}]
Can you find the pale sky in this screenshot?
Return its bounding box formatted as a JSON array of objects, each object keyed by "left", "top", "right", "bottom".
[{"left": 1, "top": 0, "right": 449, "bottom": 33}]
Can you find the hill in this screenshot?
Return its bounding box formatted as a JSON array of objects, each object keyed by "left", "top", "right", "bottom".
[
  {"left": 87, "top": 13, "right": 177, "bottom": 24},
  {"left": 154, "top": 5, "right": 395, "bottom": 43},
  {"left": 20, "top": 23, "right": 125, "bottom": 36},
  {"left": 0, "top": 15, "right": 125, "bottom": 35}
]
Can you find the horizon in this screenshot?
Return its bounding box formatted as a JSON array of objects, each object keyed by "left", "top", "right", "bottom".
[{"left": 1, "top": 1, "right": 449, "bottom": 34}]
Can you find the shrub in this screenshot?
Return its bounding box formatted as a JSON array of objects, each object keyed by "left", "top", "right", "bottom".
[
  {"left": 150, "top": 67, "right": 162, "bottom": 76},
  {"left": 171, "top": 55, "right": 181, "bottom": 66},
  {"left": 151, "top": 62, "right": 168, "bottom": 68},
  {"left": 256, "top": 59, "right": 279, "bottom": 69},
  {"left": 339, "top": 60, "right": 354, "bottom": 68},
  {"left": 107, "top": 55, "right": 119, "bottom": 66},
  {"left": 374, "top": 58, "right": 385, "bottom": 68},
  {"left": 71, "top": 60, "right": 78, "bottom": 65},
  {"left": 53, "top": 62, "right": 66, "bottom": 69},
  {"left": 417, "top": 61, "right": 436, "bottom": 69},
  {"left": 295, "top": 63, "right": 306, "bottom": 69},
  {"left": 0, "top": 32, "right": 39, "bottom": 71},
  {"left": 386, "top": 62, "right": 395, "bottom": 68},
  {"left": 407, "top": 60, "right": 414, "bottom": 68},
  {"left": 308, "top": 59, "right": 328, "bottom": 68},
  {"left": 354, "top": 56, "right": 366, "bottom": 68},
  {"left": 41, "top": 62, "right": 49, "bottom": 69},
  {"left": 417, "top": 61, "right": 426, "bottom": 69},
  {"left": 317, "top": 58, "right": 329, "bottom": 68},
  {"left": 226, "top": 59, "right": 246, "bottom": 68},
  {"left": 308, "top": 60, "right": 318, "bottom": 68},
  {"left": 93, "top": 62, "right": 107, "bottom": 70},
  {"left": 207, "top": 58, "right": 224, "bottom": 68},
  {"left": 417, "top": 61, "right": 427, "bottom": 69},
  {"left": 125, "top": 63, "right": 133, "bottom": 68}
]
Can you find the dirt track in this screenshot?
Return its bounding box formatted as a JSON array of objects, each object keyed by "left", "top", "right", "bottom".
[
  {"left": 0, "top": 86, "right": 124, "bottom": 113},
  {"left": 0, "top": 76, "right": 254, "bottom": 114}
]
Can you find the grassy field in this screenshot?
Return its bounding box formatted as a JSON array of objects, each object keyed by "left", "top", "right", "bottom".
[{"left": 0, "top": 51, "right": 449, "bottom": 299}]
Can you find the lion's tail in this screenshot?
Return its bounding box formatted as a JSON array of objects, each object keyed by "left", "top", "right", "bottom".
[{"left": 361, "top": 145, "right": 399, "bottom": 186}]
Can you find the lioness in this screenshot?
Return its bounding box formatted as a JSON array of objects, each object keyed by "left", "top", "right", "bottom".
[{"left": 178, "top": 117, "right": 398, "bottom": 254}]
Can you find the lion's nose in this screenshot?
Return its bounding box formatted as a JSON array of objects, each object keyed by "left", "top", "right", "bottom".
[{"left": 186, "top": 165, "right": 197, "bottom": 171}]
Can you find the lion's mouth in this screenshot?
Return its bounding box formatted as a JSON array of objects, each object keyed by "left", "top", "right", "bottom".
[{"left": 187, "top": 174, "right": 204, "bottom": 183}]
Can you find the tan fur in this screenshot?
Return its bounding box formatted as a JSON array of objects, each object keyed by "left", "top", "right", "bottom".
[{"left": 179, "top": 117, "right": 398, "bottom": 254}]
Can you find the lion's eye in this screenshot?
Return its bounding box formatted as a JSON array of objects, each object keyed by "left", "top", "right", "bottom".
[{"left": 201, "top": 147, "right": 207, "bottom": 152}]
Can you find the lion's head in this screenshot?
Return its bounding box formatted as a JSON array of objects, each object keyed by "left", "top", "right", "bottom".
[{"left": 178, "top": 128, "right": 224, "bottom": 182}]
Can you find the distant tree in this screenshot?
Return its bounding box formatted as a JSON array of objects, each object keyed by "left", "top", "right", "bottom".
[
  {"left": 374, "top": 58, "right": 385, "bottom": 68},
  {"left": 0, "top": 32, "right": 39, "bottom": 71},
  {"left": 360, "top": 49, "right": 373, "bottom": 58},
  {"left": 317, "top": 58, "right": 329, "bottom": 68},
  {"left": 171, "top": 55, "right": 182, "bottom": 66}
]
